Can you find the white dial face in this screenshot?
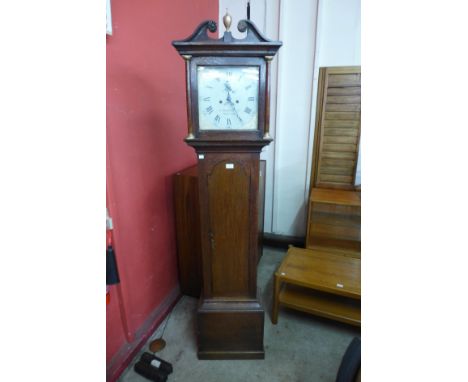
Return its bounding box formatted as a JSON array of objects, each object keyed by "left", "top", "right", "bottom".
[{"left": 197, "top": 66, "right": 259, "bottom": 131}]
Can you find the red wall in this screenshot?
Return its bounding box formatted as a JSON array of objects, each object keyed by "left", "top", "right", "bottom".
[{"left": 106, "top": 0, "right": 218, "bottom": 379}]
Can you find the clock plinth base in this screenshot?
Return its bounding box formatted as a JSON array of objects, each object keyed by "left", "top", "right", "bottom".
[{"left": 197, "top": 294, "right": 265, "bottom": 360}]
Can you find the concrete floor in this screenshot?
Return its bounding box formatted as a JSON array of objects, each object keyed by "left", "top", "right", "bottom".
[{"left": 119, "top": 246, "right": 360, "bottom": 382}]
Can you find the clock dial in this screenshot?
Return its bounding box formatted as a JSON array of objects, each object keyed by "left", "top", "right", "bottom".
[{"left": 197, "top": 66, "right": 259, "bottom": 131}]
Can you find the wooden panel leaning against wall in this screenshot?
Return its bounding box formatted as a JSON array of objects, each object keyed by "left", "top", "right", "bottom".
[
  {"left": 306, "top": 66, "right": 361, "bottom": 257},
  {"left": 173, "top": 160, "right": 266, "bottom": 297}
]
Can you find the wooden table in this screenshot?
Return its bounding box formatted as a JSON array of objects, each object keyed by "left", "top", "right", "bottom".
[{"left": 272, "top": 246, "right": 361, "bottom": 326}]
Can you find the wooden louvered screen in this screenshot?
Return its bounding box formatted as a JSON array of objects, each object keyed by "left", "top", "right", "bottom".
[{"left": 311, "top": 66, "right": 361, "bottom": 190}]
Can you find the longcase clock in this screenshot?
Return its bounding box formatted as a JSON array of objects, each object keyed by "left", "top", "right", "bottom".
[{"left": 173, "top": 13, "right": 281, "bottom": 360}]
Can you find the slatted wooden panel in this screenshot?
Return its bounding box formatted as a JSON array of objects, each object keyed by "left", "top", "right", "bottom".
[{"left": 310, "top": 67, "right": 361, "bottom": 190}]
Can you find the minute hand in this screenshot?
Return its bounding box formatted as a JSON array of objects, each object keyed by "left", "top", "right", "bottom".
[
  {"left": 227, "top": 99, "right": 243, "bottom": 123},
  {"left": 225, "top": 90, "right": 243, "bottom": 123}
]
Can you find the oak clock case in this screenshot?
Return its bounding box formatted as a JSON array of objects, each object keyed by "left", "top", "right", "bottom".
[{"left": 173, "top": 17, "right": 281, "bottom": 360}]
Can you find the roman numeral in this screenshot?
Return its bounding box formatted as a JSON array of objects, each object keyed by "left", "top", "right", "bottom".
[
  {"left": 203, "top": 97, "right": 211, "bottom": 101},
  {"left": 244, "top": 107, "right": 252, "bottom": 114},
  {"left": 226, "top": 118, "right": 231, "bottom": 127},
  {"left": 214, "top": 115, "right": 220, "bottom": 123},
  {"left": 206, "top": 106, "right": 213, "bottom": 114},
  {"left": 227, "top": 72, "right": 232, "bottom": 77},
  {"left": 206, "top": 85, "right": 213, "bottom": 89},
  {"left": 216, "top": 77, "right": 221, "bottom": 81},
  {"left": 245, "top": 85, "right": 252, "bottom": 90},
  {"left": 248, "top": 97, "right": 255, "bottom": 102}
]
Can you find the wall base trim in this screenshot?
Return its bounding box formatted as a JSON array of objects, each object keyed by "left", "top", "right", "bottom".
[
  {"left": 262, "top": 233, "right": 305, "bottom": 249},
  {"left": 106, "top": 285, "right": 181, "bottom": 382}
]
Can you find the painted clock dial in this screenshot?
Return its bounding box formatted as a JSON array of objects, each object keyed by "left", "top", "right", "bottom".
[{"left": 197, "top": 66, "right": 259, "bottom": 131}]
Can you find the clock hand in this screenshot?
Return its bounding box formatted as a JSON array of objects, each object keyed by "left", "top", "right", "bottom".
[
  {"left": 227, "top": 99, "right": 243, "bottom": 123},
  {"left": 224, "top": 82, "right": 234, "bottom": 93},
  {"left": 224, "top": 83, "right": 243, "bottom": 123}
]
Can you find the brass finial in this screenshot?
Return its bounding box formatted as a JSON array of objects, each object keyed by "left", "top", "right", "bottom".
[{"left": 223, "top": 10, "right": 232, "bottom": 31}]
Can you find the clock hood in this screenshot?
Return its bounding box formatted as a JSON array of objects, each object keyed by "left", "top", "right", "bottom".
[{"left": 172, "top": 19, "right": 282, "bottom": 58}]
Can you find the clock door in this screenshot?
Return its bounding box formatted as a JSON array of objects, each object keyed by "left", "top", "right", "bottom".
[{"left": 207, "top": 159, "right": 251, "bottom": 297}]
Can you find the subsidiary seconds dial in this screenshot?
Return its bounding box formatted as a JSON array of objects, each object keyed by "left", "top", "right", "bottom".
[{"left": 197, "top": 66, "right": 259, "bottom": 131}]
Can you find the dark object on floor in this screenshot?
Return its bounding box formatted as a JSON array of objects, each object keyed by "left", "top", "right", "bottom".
[
  {"left": 134, "top": 361, "right": 167, "bottom": 382},
  {"left": 336, "top": 337, "right": 361, "bottom": 382},
  {"left": 106, "top": 245, "right": 120, "bottom": 285},
  {"left": 141, "top": 352, "right": 173, "bottom": 375}
]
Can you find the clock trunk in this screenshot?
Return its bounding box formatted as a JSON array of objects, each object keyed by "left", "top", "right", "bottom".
[{"left": 197, "top": 151, "right": 264, "bottom": 359}]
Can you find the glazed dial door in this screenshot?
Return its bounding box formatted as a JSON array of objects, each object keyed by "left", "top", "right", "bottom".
[{"left": 197, "top": 66, "right": 259, "bottom": 131}]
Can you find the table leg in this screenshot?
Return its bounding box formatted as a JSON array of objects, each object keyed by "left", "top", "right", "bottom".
[{"left": 272, "top": 274, "right": 280, "bottom": 324}]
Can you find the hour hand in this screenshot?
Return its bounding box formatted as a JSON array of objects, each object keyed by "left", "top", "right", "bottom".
[
  {"left": 224, "top": 82, "right": 234, "bottom": 93},
  {"left": 226, "top": 89, "right": 232, "bottom": 103}
]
